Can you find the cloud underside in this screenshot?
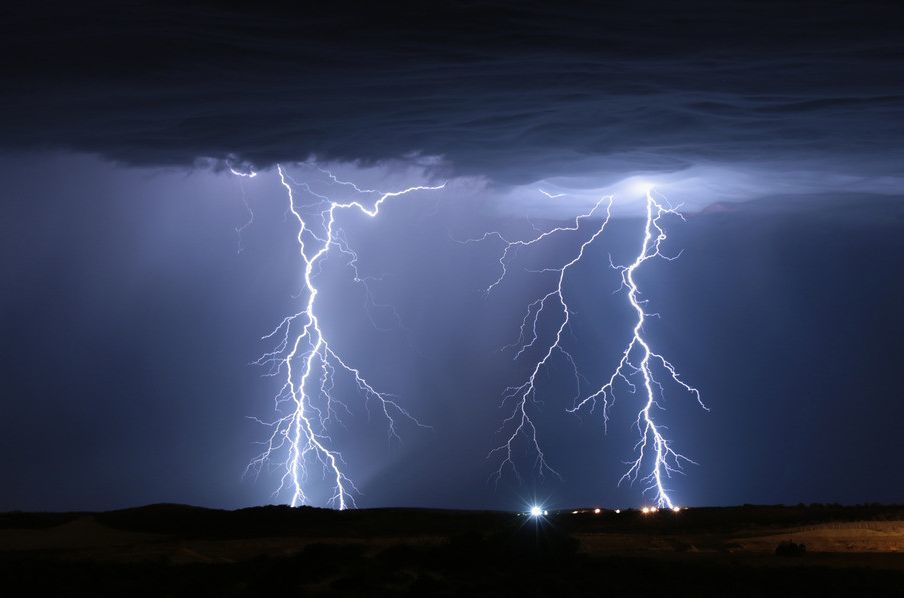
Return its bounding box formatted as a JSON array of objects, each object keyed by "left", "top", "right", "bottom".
[{"left": 1, "top": 1, "right": 902, "bottom": 183}]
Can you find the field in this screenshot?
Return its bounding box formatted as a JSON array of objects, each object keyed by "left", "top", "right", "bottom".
[{"left": 1, "top": 504, "right": 902, "bottom": 596}]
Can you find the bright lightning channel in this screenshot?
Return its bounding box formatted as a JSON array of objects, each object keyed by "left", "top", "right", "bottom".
[
  {"left": 463, "top": 196, "right": 615, "bottom": 484},
  {"left": 570, "top": 189, "right": 708, "bottom": 509},
  {"left": 470, "top": 186, "right": 705, "bottom": 506},
  {"left": 243, "top": 164, "right": 444, "bottom": 509}
]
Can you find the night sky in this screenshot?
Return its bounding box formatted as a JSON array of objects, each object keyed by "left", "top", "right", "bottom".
[{"left": 1, "top": 1, "right": 903, "bottom": 511}]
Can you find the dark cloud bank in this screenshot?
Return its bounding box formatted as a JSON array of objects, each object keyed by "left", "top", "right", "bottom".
[{"left": 2, "top": 0, "right": 903, "bottom": 182}]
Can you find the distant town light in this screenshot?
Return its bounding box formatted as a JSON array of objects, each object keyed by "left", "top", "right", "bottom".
[
  {"left": 614, "top": 509, "right": 621, "bottom": 514},
  {"left": 529, "top": 505, "right": 543, "bottom": 517},
  {"left": 593, "top": 508, "right": 601, "bottom": 514}
]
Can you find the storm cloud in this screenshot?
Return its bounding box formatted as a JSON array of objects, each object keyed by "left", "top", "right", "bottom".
[
  {"left": 3, "top": 3, "right": 904, "bottom": 511},
  {"left": 2, "top": 1, "right": 903, "bottom": 184}
]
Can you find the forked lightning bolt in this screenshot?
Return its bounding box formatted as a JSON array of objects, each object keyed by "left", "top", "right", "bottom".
[
  {"left": 464, "top": 196, "right": 615, "bottom": 483},
  {"left": 242, "top": 164, "right": 444, "bottom": 509},
  {"left": 571, "top": 190, "right": 708, "bottom": 508},
  {"left": 471, "top": 187, "right": 705, "bottom": 506}
]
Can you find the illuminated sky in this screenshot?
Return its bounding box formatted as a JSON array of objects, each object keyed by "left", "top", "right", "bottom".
[{"left": 1, "top": 1, "right": 903, "bottom": 510}]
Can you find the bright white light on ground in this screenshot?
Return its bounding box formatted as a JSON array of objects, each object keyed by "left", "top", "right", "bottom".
[
  {"left": 641, "top": 507, "right": 651, "bottom": 514},
  {"left": 529, "top": 506, "right": 543, "bottom": 517},
  {"left": 594, "top": 508, "right": 601, "bottom": 514},
  {"left": 615, "top": 509, "right": 621, "bottom": 514},
  {"left": 672, "top": 506, "right": 681, "bottom": 513}
]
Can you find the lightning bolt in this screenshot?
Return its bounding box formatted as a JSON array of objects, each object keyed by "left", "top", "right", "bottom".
[
  {"left": 463, "top": 196, "right": 615, "bottom": 484},
  {"left": 470, "top": 187, "right": 706, "bottom": 506},
  {"left": 570, "top": 189, "right": 708, "bottom": 508},
  {"left": 228, "top": 166, "right": 257, "bottom": 254},
  {"left": 243, "top": 163, "right": 444, "bottom": 509}
]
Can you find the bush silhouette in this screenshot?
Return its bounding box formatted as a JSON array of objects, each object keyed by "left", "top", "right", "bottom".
[{"left": 775, "top": 540, "right": 806, "bottom": 557}]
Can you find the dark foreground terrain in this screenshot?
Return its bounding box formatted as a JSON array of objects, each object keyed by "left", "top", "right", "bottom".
[{"left": 2, "top": 504, "right": 902, "bottom": 596}]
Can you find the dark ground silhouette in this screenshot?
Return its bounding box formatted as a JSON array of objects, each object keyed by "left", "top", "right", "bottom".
[{"left": 2, "top": 504, "right": 902, "bottom": 596}]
